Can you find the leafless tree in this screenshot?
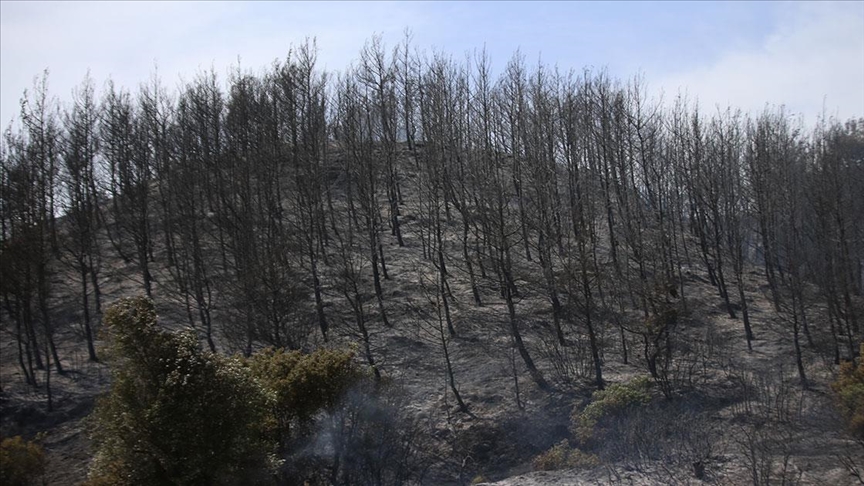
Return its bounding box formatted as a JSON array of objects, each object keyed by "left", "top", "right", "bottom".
[{"left": 61, "top": 74, "right": 103, "bottom": 361}]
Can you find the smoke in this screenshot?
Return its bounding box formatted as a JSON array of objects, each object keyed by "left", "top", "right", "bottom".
[{"left": 278, "top": 382, "right": 432, "bottom": 485}]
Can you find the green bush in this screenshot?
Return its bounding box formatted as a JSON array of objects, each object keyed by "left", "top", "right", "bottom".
[
  {"left": 470, "top": 474, "right": 489, "bottom": 484},
  {"left": 86, "top": 297, "right": 274, "bottom": 485},
  {"left": 86, "top": 297, "right": 427, "bottom": 485},
  {"left": 247, "top": 347, "right": 359, "bottom": 446},
  {"left": 0, "top": 436, "right": 45, "bottom": 486},
  {"left": 832, "top": 344, "right": 864, "bottom": 439},
  {"left": 571, "top": 376, "right": 652, "bottom": 444},
  {"left": 532, "top": 440, "right": 600, "bottom": 471}
]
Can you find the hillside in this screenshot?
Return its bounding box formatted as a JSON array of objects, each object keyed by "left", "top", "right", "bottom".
[{"left": 1, "top": 39, "right": 863, "bottom": 485}]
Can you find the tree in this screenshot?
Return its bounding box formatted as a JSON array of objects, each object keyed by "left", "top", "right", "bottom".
[
  {"left": 335, "top": 68, "right": 392, "bottom": 330},
  {"left": 218, "top": 68, "right": 312, "bottom": 352},
  {"left": 0, "top": 72, "right": 65, "bottom": 396},
  {"left": 559, "top": 70, "right": 606, "bottom": 387},
  {"left": 61, "top": 73, "right": 103, "bottom": 361},
  {"left": 479, "top": 53, "right": 550, "bottom": 391},
  {"left": 358, "top": 35, "right": 404, "bottom": 247},
  {"left": 87, "top": 297, "right": 273, "bottom": 485},
  {"left": 279, "top": 41, "right": 333, "bottom": 342},
  {"left": 523, "top": 61, "right": 566, "bottom": 347},
  {"left": 21, "top": 72, "right": 65, "bottom": 376},
  {"left": 160, "top": 72, "right": 220, "bottom": 350},
  {"left": 810, "top": 118, "right": 863, "bottom": 363},
  {"left": 1, "top": 128, "right": 43, "bottom": 385},
  {"left": 417, "top": 52, "right": 461, "bottom": 337},
  {"left": 101, "top": 81, "right": 154, "bottom": 298},
  {"left": 711, "top": 108, "right": 756, "bottom": 349},
  {"left": 407, "top": 258, "right": 472, "bottom": 415},
  {"left": 746, "top": 109, "right": 811, "bottom": 385}
]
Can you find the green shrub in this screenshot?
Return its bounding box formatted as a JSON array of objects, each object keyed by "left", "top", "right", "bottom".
[
  {"left": 247, "top": 347, "right": 359, "bottom": 445},
  {"left": 571, "top": 376, "right": 652, "bottom": 444},
  {"left": 0, "top": 436, "right": 44, "bottom": 486},
  {"left": 470, "top": 474, "right": 489, "bottom": 484},
  {"left": 86, "top": 297, "right": 426, "bottom": 485},
  {"left": 832, "top": 344, "right": 864, "bottom": 439},
  {"left": 532, "top": 440, "right": 600, "bottom": 471},
  {"left": 87, "top": 297, "right": 274, "bottom": 485}
]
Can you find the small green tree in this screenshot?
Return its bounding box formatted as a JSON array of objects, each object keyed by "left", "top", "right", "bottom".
[
  {"left": 247, "top": 347, "right": 360, "bottom": 449},
  {"left": 87, "top": 297, "right": 274, "bottom": 485}
]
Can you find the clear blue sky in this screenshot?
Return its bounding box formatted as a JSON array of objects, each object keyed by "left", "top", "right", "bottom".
[{"left": 2, "top": 1, "right": 862, "bottom": 129}]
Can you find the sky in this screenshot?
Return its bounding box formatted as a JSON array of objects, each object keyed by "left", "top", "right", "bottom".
[{"left": 1, "top": 1, "right": 863, "bottom": 130}]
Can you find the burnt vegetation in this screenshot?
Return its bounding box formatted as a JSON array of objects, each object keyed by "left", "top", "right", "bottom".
[{"left": 1, "top": 35, "right": 863, "bottom": 485}]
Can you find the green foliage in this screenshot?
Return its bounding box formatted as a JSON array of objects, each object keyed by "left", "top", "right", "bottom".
[
  {"left": 0, "top": 436, "right": 45, "bottom": 486},
  {"left": 86, "top": 297, "right": 426, "bottom": 485},
  {"left": 470, "top": 474, "right": 489, "bottom": 484},
  {"left": 532, "top": 440, "right": 600, "bottom": 471},
  {"left": 832, "top": 344, "right": 864, "bottom": 439},
  {"left": 87, "top": 297, "right": 274, "bottom": 485},
  {"left": 247, "top": 347, "right": 360, "bottom": 445},
  {"left": 571, "top": 376, "right": 652, "bottom": 444}
]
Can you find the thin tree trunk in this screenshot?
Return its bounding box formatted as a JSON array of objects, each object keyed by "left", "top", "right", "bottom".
[{"left": 80, "top": 267, "right": 98, "bottom": 361}]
